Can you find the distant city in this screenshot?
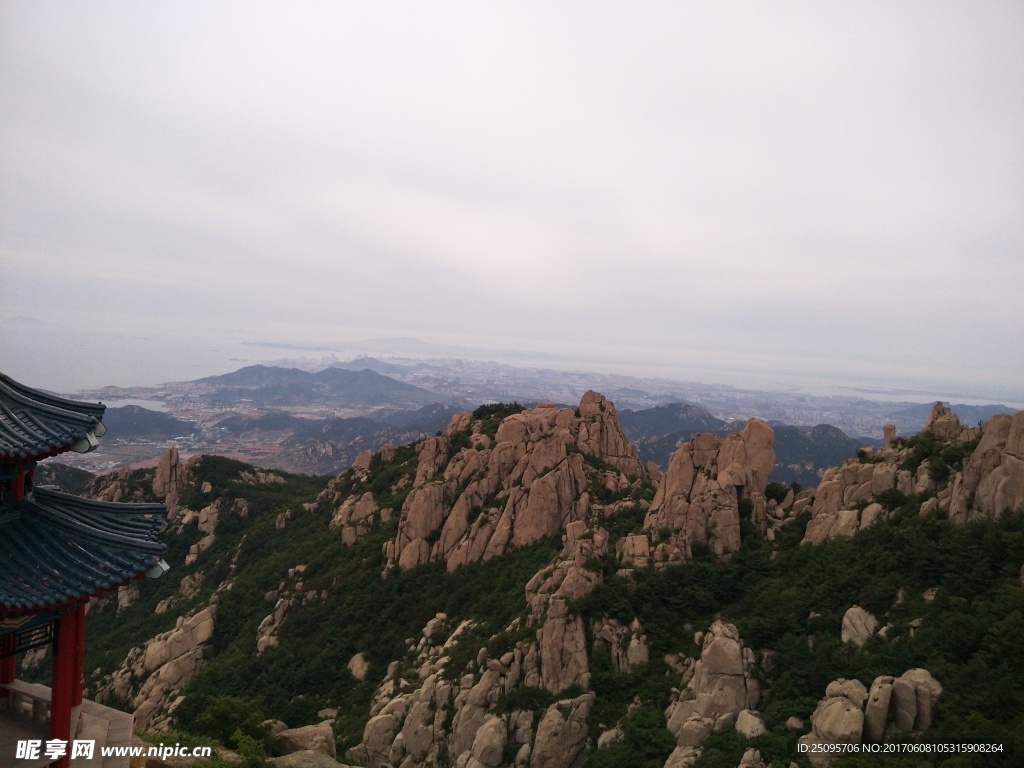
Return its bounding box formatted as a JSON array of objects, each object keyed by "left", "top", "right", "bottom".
[{"left": 47, "top": 355, "right": 1015, "bottom": 484}]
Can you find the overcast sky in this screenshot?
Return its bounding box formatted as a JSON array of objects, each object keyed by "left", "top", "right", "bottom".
[{"left": 2, "top": 2, "right": 1022, "bottom": 401}]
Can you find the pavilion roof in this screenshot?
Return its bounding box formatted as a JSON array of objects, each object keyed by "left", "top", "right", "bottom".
[
  {"left": 0, "top": 373, "right": 107, "bottom": 461},
  {"left": 0, "top": 486, "right": 167, "bottom": 613}
]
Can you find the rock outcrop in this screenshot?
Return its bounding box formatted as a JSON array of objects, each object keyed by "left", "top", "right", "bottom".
[
  {"left": 345, "top": 522, "right": 613, "bottom": 768},
  {"left": 798, "top": 669, "right": 942, "bottom": 766},
  {"left": 346, "top": 614, "right": 539, "bottom": 768},
  {"left": 840, "top": 606, "right": 878, "bottom": 647},
  {"left": 269, "top": 752, "right": 355, "bottom": 768},
  {"left": 153, "top": 444, "right": 192, "bottom": 511},
  {"left": 381, "top": 393, "right": 647, "bottom": 572},
  {"left": 256, "top": 565, "right": 329, "bottom": 655},
  {"left": 96, "top": 606, "right": 217, "bottom": 730},
  {"left": 802, "top": 403, "right": 997, "bottom": 545},
  {"left": 329, "top": 492, "right": 385, "bottom": 547},
  {"left": 947, "top": 410, "right": 1024, "bottom": 523},
  {"left": 663, "top": 620, "right": 760, "bottom": 766},
  {"left": 525, "top": 521, "right": 608, "bottom": 693},
  {"left": 642, "top": 420, "right": 776, "bottom": 565},
  {"left": 591, "top": 616, "right": 649, "bottom": 674},
  {"left": 530, "top": 693, "right": 594, "bottom": 768},
  {"left": 275, "top": 723, "right": 337, "bottom": 759}
]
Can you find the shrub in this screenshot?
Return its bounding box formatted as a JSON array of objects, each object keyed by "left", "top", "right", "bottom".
[
  {"left": 184, "top": 696, "right": 269, "bottom": 749},
  {"left": 473, "top": 402, "right": 525, "bottom": 436}
]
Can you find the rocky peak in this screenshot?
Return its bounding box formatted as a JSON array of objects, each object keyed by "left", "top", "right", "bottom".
[
  {"left": 381, "top": 392, "right": 647, "bottom": 572},
  {"left": 153, "top": 444, "right": 190, "bottom": 509},
  {"left": 641, "top": 418, "right": 776, "bottom": 565},
  {"left": 921, "top": 401, "right": 967, "bottom": 442},
  {"left": 946, "top": 409, "right": 1024, "bottom": 524}
]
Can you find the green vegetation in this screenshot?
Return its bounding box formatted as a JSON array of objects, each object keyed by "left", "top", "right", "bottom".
[
  {"left": 66, "top": 417, "right": 1023, "bottom": 767},
  {"left": 473, "top": 402, "right": 525, "bottom": 437},
  {"left": 584, "top": 705, "right": 676, "bottom": 768},
  {"left": 575, "top": 496, "right": 1024, "bottom": 767},
  {"left": 897, "top": 433, "right": 980, "bottom": 484},
  {"left": 857, "top": 448, "right": 882, "bottom": 464}
]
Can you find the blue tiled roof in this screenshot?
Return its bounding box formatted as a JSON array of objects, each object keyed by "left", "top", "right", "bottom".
[
  {"left": 0, "top": 487, "right": 167, "bottom": 612},
  {"left": 0, "top": 373, "right": 107, "bottom": 461}
]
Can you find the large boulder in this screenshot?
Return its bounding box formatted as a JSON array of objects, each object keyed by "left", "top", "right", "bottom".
[
  {"left": 275, "top": 723, "right": 336, "bottom": 759},
  {"left": 799, "top": 669, "right": 942, "bottom": 765},
  {"left": 530, "top": 693, "right": 594, "bottom": 768},
  {"left": 840, "top": 606, "right": 878, "bottom": 647}
]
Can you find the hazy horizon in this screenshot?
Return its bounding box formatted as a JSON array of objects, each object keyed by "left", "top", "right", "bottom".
[
  {"left": 3, "top": 330, "right": 1021, "bottom": 412},
  {"left": 3, "top": 3, "right": 1022, "bottom": 405}
]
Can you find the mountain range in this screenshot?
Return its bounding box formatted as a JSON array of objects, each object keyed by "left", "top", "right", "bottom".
[{"left": 23, "top": 395, "right": 1022, "bottom": 768}]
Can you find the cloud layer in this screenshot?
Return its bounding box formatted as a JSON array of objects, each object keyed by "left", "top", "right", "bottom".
[{"left": 2, "top": 2, "right": 1022, "bottom": 398}]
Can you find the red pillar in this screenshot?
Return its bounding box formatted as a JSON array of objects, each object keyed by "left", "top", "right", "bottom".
[
  {"left": 50, "top": 610, "right": 76, "bottom": 768},
  {"left": 1, "top": 652, "right": 14, "bottom": 695},
  {"left": 72, "top": 602, "right": 85, "bottom": 706}
]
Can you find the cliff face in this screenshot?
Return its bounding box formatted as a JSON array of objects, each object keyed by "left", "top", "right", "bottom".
[
  {"left": 385, "top": 392, "right": 646, "bottom": 573},
  {"left": 643, "top": 419, "right": 776, "bottom": 565},
  {"left": 61, "top": 396, "right": 1024, "bottom": 768}
]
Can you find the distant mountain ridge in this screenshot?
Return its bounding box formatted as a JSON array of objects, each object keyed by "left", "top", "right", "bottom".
[
  {"left": 102, "top": 405, "right": 197, "bottom": 440},
  {"left": 329, "top": 356, "right": 411, "bottom": 375},
  {"left": 34, "top": 462, "right": 94, "bottom": 495},
  {"left": 619, "top": 402, "right": 728, "bottom": 441},
  {"left": 768, "top": 423, "right": 863, "bottom": 486},
  {"left": 195, "top": 364, "right": 452, "bottom": 408}
]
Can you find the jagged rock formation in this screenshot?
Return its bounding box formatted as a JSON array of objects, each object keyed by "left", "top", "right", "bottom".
[
  {"left": 591, "top": 616, "right": 649, "bottom": 674},
  {"left": 329, "top": 492, "right": 388, "bottom": 546},
  {"left": 803, "top": 404, "right": 1022, "bottom": 544},
  {"left": 270, "top": 752, "right": 355, "bottom": 768},
  {"left": 275, "top": 722, "right": 337, "bottom": 760},
  {"left": 345, "top": 614, "right": 537, "bottom": 768},
  {"left": 153, "top": 444, "right": 191, "bottom": 509},
  {"left": 379, "top": 393, "right": 647, "bottom": 572},
  {"left": 798, "top": 669, "right": 942, "bottom": 766},
  {"left": 946, "top": 410, "right": 1024, "bottom": 522},
  {"left": 642, "top": 420, "right": 776, "bottom": 566},
  {"left": 345, "top": 519, "right": 615, "bottom": 768},
  {"left": 530, "top": 692, "right": 595, "bottom": 768},
  {"left": 525, "top": 521, "right": 608, "bottom": 694},
  {"left": 96, "top": 606, "right": 217, "bottom": 731},
  {"left": 737, "top": 747, "right": 767, "bottom": 768},
  {"left": 663, "top": 620, "right": 761, "bottom": 767},
  {"left": 803, "top": 454, "right": 925, "bottom": 546}
]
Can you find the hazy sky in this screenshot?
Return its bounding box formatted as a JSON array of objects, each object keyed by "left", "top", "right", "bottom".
[{"left": 2, "top": 2, "right": 1022, "bottom": 401}]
